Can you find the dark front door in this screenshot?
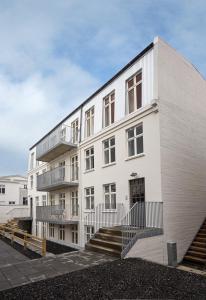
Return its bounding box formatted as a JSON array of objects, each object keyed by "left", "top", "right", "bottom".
[{"left": 129, "top": 178, "right": 145, "bottom": 228}]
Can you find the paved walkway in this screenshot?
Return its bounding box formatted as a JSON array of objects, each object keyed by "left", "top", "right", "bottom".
[
  {"left": 0, "top": 240, "right": 29, "bottom": 268},
  {"left": 0, "top": 247, "right": 115, "bottom": 291}
]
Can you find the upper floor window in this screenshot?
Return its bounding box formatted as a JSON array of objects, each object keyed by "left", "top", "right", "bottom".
[
  {"left": 85, "top": 107, "right": 94, "bottom": 138},
  {"left": 85, "top": 187, "right": 94, "bottom": 210},
  {"left": 85, "top": 147, "right": 94, "bottom": 171},
  {"left": 0, "top": 185, "right": 5, "bottom": 194},
  {"left": 103, "top": 91, "right": 115, "bottom": 127},
  {"left": 71, "top": 119, "right": 79, "bottom": 143},
  {"left": 103, "top": 137, "right": 115, "bottom": 165},
  {"left": 71, "top": 191, "right": 78, "bottom": 216},
  {"left": 35, "top": 196, "right": 39, "bottom": 206},
  {"left": 127, "top": 123, "right": 143, "bottom": 157},
  {"left": 59, "top": 193, "right": 65, "bottom": 209},
  {"left": 42, "top": 195, "right": 47, "bottom": 206},
  {"left": 71, "top": 155, "right": 78, "bottom": 181},
  {"left": 126, "top": 71, "right": 142, "bottom": 114},
  {"left": 30, "top": 152, "right": 34, "bottom": 170},
  {"left": 104, "top": 183, "right": 116, "bottom": 209}
]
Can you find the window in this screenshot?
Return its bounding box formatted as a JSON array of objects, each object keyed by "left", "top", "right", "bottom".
[
  {"left": 9, "top": 201, "right": 15, "bottom": 205},
  {"left": 126, "top": 71, "right": 142, "bottom": 114},
  {"left": 23, "top": 197, "right": 28, "bottom": 205},
  {"left": 103, "top": 137, "right": 115, "bottom": 165},
  {"left": 42, "top": 222, "right": 46, "bottom": 238},
  {"left": 85, "top": 187, "right": 94, "bottom": 210},
  {"left": 49, "top": 223, "right": 55, "bottom": 238},
  {"left": 59, "top": 225, "right": 65, "bottom": 241},
  {"left": 30, "top": 152, "right": 34, "bottom": 170},
  {"left": 24, "top": 185, "right": 27, "bottom": 189},
  {"left": 59, "top": 161, "right": 65, "bottom": 179},
  {"left": 127, "top": 123, "right": 143, "bottom": 157},
  {"left": 85, "top": 107, "right": 94, "bottom": 138},
  {"left": 85, "top": 226, "right": 94, "bottom": 242},
  {"left": 104, "top": 183, "right": 116, "bottom": 209},
  {"left": 30, "top": 175, "right": 33, "bottom": 189},
  {"left": 42, "top": 195, "right": 47, "bottom": 206},
  {"left": 85, "top": 147, "right": 94, "bottom": 171},
  {"left": 50, "top": 195, "right": 55, "bottom": 206},
  {"left": 71, "top": 225, "right": 78, "bottom": 244},
  {"left": 35, "top": 196, "right": 39, "bottom": 206},
  {"left": 103, "top": 91, "right": 115, "bottom": 127},
  {"left": 0, "top": 185, "right": 5, "bottom": 194},
  {"left": 71, "top": 191, "right": 78, "bottom": 216},
  {"left": 59, "top": 193, "right": 65, "bottom": 209},
  {"left": 71, "top": 155, "right": 78, "bottom": 181},
  {"left": 71, "top": 119, "right": 79, "bottom": 143}
]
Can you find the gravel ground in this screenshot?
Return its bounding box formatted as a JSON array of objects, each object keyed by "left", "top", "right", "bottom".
[
  {"left": 0, "top": 258, "right": 206, "bottom": 299},
  {"left": 0, "top": 236, "right": 41, "bottom": 259}
]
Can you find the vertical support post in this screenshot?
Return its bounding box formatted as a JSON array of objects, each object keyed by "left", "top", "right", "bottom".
[
  {"left": 42, "top": 238, "right": 46, "bottom": 256},
  {"left": 167, "top": 241, "right": 177, "bottom": 267}
]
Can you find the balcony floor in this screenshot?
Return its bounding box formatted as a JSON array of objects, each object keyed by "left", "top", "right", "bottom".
[
  {"left": 37, "top": 181, "right": 78, "bottom": 192},
  {"left": 37, "top": 141, "right": 77, "bottom": 162},
  {"left": 36, "top": 219, "right": 79, "bottom": 224}
]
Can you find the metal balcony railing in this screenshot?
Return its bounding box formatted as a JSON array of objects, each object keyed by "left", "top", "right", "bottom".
[
  {"left": 36, "top": 124, "right": 79, "bottom": 162},
  {"left": 36, "top": 205, "right": 79, "bottom": 224},
  {"left": 37, "top": 165, "right": 78, "bottom": 192}
]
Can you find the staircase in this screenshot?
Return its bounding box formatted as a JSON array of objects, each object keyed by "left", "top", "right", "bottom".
[
  {"left": 85, "top": 227, "right": 122, "bottom": 257},
  {"left": 183, "top": 219, "right": 206, "bottom": 265}
]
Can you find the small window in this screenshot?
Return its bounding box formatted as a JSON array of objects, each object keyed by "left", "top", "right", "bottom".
[
  {"left": 85, "top": 187, "right": 94, "bottom": 210},
  {"left": 103, "top": 91, "right": 115, "bottom": 127},
  {"left": 104, "top": 183, "right": 116, "bottom": 209},
  {"left": 85, "top": 107, "right": 94, "bottom": 138},
  {"left": 126, "top": 71, "right": 142, "bottom": 114},
  {"left": 9, "top": 201, "right": 15, "bottom": 205},
  {"left": 0, "top": 185, "right": 5, "bottom": 194},
  {"left": 127, "top": 123, "right": 143, "bottom": 157},
  {"left": 85, "top": 226, "right": 94, "bottom": 242},
  {"left": 71, "top": 224, "right": 78, "bottom": 244},
  {"left": 71, "top": 118, "right": 79, "bottom": 143},
  {"left": 85, "top": 147, "right": 94, "bottom": 171},
  {"left": 23, "top": 197, "right": 28, "bottom": 205},
  {"left": 49, "top": 223, "right": 55, "bottom": 238},
  {"left": 71, "top": 155, "right": 78, "bottom": 181},
  {"left": 103, "top": 137, "right": 115, "bottom": 165}
]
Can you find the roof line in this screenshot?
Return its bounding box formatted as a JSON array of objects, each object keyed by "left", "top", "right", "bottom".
[{"left": 30, "top": 41, "right": 154, "bottom": 150}]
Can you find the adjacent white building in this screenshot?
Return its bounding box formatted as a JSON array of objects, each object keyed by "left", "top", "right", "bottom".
[{"left": 27, "top": 37, "right": 206, "bottom": 264}]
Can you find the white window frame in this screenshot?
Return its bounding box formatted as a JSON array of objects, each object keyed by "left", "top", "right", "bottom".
[
  {"left": 71, "top": 224, "right": 78, "bottom": 244},
  {"left": 71, "top": 191, "right": 78, "bottom": 216},
  {"left": 103, "top": 136, "right": 115, "bottom": 165},
  {"left": 71, "top": 155, "right": 78, "bottom": 181},
  {"left": 85, "top": 106, "right": 94, "bottom": 138},
  {"left": 127, "top": 123, "right": 143, "bottom": 157},
  {"left": 85, "top": 187, "right": 94, "bottom": 210},
  {"left": 71, "top": 118, "right": 79, "bottom": 143},
  {"left": 126, "top": 71, "right": 142, "bottom": 114},
  {"left": 85, "top": 146, "right": 94, "bottom": 171},
  {"left": 103, "top": 91, "right": 115, "bottom": 128},
  {"left": 58, "top": 225, "right": 65, "bottom": 241},
  {"left": 104, "top": 183, "right": 116, "bottom": 210},
  {"left": 85, "top": 226, "right": 94, "bottom": 242},
  {"left": 49, "top": 223, "right": 55, "bottom": 238}
]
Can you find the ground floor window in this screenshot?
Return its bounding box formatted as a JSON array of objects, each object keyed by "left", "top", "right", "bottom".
[
  {"left": 49, "top": 223, "right": 55, "bottom": 238},
  {"left": 85, "top": 187, "right": 94, "bottom": 210},
  {"left": 85, "top": 226, "right": 94, "bottom": 242},
  {"left": 71, "top": 225, "right": 78, "bottom": 244},
  {"left": 59, "top": 225, "right": 65, "bottom": 241},
  {"left": 104, "top": 183, "right": 116, "bottom": 209},
  {"left": 42, "top": 222, "right": 46, "bottom": 238},
  {"left": 71, "top": 191, "right": 78, "bottom": 216}
]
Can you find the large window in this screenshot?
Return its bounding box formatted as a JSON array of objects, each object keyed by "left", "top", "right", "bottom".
[
  {"left": 59, "top": 193, "right": 65, "bottom": 209},
  {"left": 71, "top": 118, "right": 79, "bottom": 143},
  {"left": 85, "top": 107, "right": 94, "bottom": 138},
  {"left": 71, "top": 155, "right": 78, "bottom": 181},
  {"left": 59, "top": 225, "right": 65, "bottom": 241},
  {"left": 103, "top": 137, "right": 115, "bottom": 165},
  {"left": 71, "top": 191, "right": 78, "bottom": 216},
  {"left": 126, "top": 71, "right": 142, "bottom": 114},
  {"left": 85, "top": 147, "right": 94, "bottom": 171},
  {"left": 71, "top": 224, "right": 78, "bottom": 244},
  {"left": 127, "top": 123, "right": 143, "bottom": 157},
  {"left": 85, "top": 187, "right": 94, "bottom": 210},
  {"left": 103, "top": 91, "right": 115, "bottom": 127},
  {"left": 49, "top": 223, "right": 55, "bottom": 238},
  {"left": 104, "top": 183, "right": 116, "bottom": 209},
  {"left": 85, "top": 226, "right": 94, "bottom": 242},
  {"left": 0, "top": 185, "right": 5, "bottom": 194}
]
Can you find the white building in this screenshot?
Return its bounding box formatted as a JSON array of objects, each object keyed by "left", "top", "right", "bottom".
[{"left": 28, "top": 37, "right": 206, "bottom": 265}]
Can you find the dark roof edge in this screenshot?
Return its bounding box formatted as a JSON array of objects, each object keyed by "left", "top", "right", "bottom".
[{"left": 30, "top": 42, "right": 154, "bottom": 150}]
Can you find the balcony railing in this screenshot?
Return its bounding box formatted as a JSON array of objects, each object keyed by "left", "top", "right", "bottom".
[
  {"left": 36, "top": 205, "right": 78, "bottom": 224},
  {"left": 37, "top": 165, "right": 78, "bottom": 192},
  {"left": 36, "top": 124, "right": 79, "bottom": 162}
]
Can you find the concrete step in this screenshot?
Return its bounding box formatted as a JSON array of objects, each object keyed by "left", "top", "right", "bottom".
[
  {"left": 184, "top": 255, "right": 206, "bottom": 264},
  {"left": 187, "top": 250, "right": 206, "bottom": 258},
  {"left": 90, "top": 238, "right": 122, "bottom": 251},
  {"left": 95, "top": 232, "right": 122, "bottom": 243},
  {"left": 197, "top": 233, "right": 206, "bottom": 237},
  {"left": 85, "top": 242, "right": 120, "bottom": 257},
  {"left": 99, "top": 227, "right": 122, "bottom": 236},
  {"left": 195, "top": 237, "right": 206, "bottom": 243},
  {"left": 192, "top": 241, "right": 206, "bottom": 247},
  {"left": 190, "top": 246, "right": 206, "bottom": 253}
]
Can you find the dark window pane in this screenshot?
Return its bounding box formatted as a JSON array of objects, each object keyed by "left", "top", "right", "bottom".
[
  {"left": 110, "top": 137, "right": 115, "bottom": 146},
  {"left": 136, "top": 83, "right": 142, "bottom": 109},
  {"left": 136, "top": 72, "right": 142, "bottom": 82},
  {"left": 128, "top": 140, "right": 135, "bottom": 156},
  {"left": 128, "top": 128, "right": 134, "bottom": 139},
  {"left": 111, "top": 194, "right": 116, "bottom": 209},
  {"left": 104, "top": 106, "right": 109, "bottom": 127},
  {"left": 104, "top": 140, "right": 109, "bottom": 149},
  {"left": 128, "top": 78, "right": 134, "bottom": 88},
  {"left": 91, "top": 156, "right": 94, "bottom": 169},
  {"left": 105, "top": 195, "right": 110, "bottom": 209},
  {"left": 128, "top": 89, "right": 134, "bottom": 113},
  {"left": 136, "top": 124, "right": 143, "bottom": 135},
  {"left": 136, "top": 136, "right": 143, "bottom": 154},
  {"left": 111, "top": 184, "right": 116, "bottom": 192},
  {"left": 104, "top": 150, "right": 110, "bottom": 164},
  {"left": 111, "top": 147, "right": 115, "bottom": 162},
  {"left": 91, "top": 147, "right": 94, "bottom": 155},
  {"left": 111, "top": 101, "right": 115, "bottom": 124}
]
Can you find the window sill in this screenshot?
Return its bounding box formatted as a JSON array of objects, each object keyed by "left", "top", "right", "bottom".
[
  {"left": 84, "top": 169, "right": 95, "bottom": 174},
  {"left": 84, "top": 209, "right": 95, "bottom": 213},
  {"left": 102, "top": 162, "right": 116, "bottom": 169},
  {"left": 102, "top": 209, "right": 117, "bottom": 213},
  {"left": 125, "top": 153, "right": 145, "bottom": 161}
]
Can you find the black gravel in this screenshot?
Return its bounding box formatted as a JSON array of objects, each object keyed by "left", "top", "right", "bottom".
[
  {"left": 1, "top": 258, "right": 206, "bottom": 299},
  {"left": 46, "top": 240, "right": 78, "bottom": 255},
  {"left": 0, "top": 236, "right": 41, "bottom": 260}
]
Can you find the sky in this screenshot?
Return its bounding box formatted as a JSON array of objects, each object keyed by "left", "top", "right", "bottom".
[{"left": 0, "top": 0, "right": 206, "bottom": 176}]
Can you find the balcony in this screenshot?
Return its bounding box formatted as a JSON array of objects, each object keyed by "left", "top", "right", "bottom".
[
  {"left": 37, "top": 165, "right": 78, "bottom": 192},
  {"left": 36, "top": 124, "right": 79, "bottom": 162},
  {"left": 36, "top": 205, "right": 79, "bottom": 224}
]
